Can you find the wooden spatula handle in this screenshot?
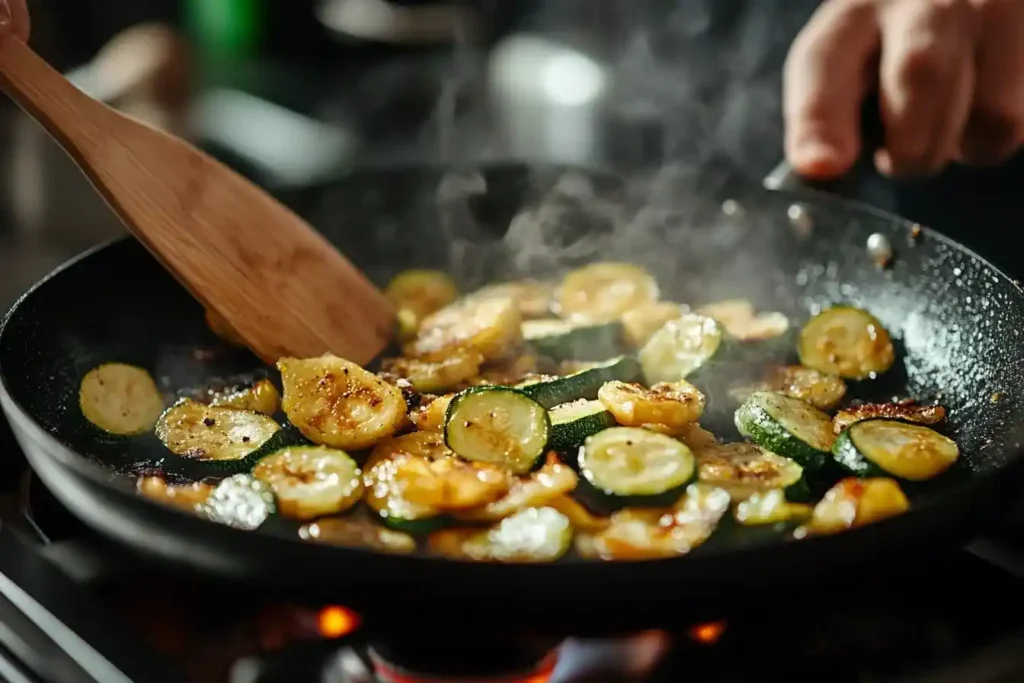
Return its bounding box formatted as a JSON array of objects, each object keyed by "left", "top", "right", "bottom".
[
  {"left": 0, "top": 37, "right": 396, "bottom": 366},
  {"left": 0, "top": 38, "right": 114, "bottom": 165}
]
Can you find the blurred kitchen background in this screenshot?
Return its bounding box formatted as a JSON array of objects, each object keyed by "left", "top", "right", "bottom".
[
  {"left": 0, "top": 0, "right": 823, "bottom": 307},
  {"left": 2, "top": 0, "right": 1024, "bottom": 314}
]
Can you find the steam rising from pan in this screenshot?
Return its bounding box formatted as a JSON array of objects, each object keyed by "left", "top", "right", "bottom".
[{"left": 418, "top": 0, "right": 815, "bottom": 293}]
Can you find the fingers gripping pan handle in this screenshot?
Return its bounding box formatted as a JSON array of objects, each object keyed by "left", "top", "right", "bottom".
[{"left": 764, "top": 94, "right": 885, "bottom": 197}]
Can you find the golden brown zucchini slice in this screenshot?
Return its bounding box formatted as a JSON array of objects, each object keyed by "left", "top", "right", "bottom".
[
  {"left": 277, "top": 354, "right": 406, "bottom": 451},
  {"left": 79, "top": 363, "right": 164, "bottom": 435}
]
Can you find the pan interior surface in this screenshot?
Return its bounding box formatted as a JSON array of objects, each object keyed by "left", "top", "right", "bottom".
[{"left": 2, "top": 163, "right": 1024, "bottom": 561}]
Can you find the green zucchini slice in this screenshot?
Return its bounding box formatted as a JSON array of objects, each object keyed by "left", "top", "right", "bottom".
[
  {"left": 363, "top": 448, "right": 447, "bottom": 535},
  {"left": 798, "top": 306, "right": 895, "bottom": 380},
  {"left": 156, "top": 399, "right": 281, "bottom": 465},
  {"left": 696, "top": 442, "right": 810, "bottom": 502},
  {"left": 579, "top": 427, "right": 696, "bottom": 499},
  {"left": 832, "top": 418, "right": 959, "bottom": 481},
  {"left": 428, "top": 507, "right": 573, "bottom": 562},
  {"left": 208, "top": 378, "right": 281, "bottom": 415},
  {"left": 732, "top": 365, "right": 847, "bottom": 411},
  {"left": 638, "top": 313, "right": 723, "bottom": 383},
  {"left": 252, "top": 446, "right": 363, "bottom": 521},
  {"left": 556, "top": 262, "right": 660, "bottom": 323},
  {"left": 444, "top": 387, "right": 551, "bottom": 474},
  {"left": 516, "top": 355, "right": 642, "bottom": 409},
  {"left": 734, "top": 392, "right": 835, "bottom": 470},
  {"left": 522, "top": 318, "right": 624, "bottom": 361},
  {"left": 79, "top": 363, "right": 164, "bottom": 435},
  {"left": 548, "top": 399, "right": 617, "bottom": 452}
]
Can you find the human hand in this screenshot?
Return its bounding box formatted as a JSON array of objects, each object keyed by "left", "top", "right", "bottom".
[
  {"left": 0, "top": 0, "right": 29, "bottom": 42},
  {"left": 784, "top": 0, "right": 1024, "bottom": 179}
]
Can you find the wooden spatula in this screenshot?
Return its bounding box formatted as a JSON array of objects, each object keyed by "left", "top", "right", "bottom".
[{"left": 0, "top": 37, "right": 394, "bottom": 365}]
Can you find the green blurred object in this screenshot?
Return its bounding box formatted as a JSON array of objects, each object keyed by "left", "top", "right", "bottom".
[{"left": 185, "top": 0, "right": 263, "bottom": 56}]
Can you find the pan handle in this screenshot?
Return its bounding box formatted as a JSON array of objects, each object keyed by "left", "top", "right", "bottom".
[{"left": 763, "top": 93, "right": 885, "bottom": 198}]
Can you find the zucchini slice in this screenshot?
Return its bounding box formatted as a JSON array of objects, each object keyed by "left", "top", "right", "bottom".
[
  {"left": 832, "top": 419, "right": 959, "bottom": 481},
  {"left": 548, "top": 399, "right": 617, "bottom": 452},
  {"left": 137, "top": 476, "right": 213, "bottom": 512},
  {"left": 832, "top": 401, "right": 946, "bottom": 434},
  {"left": 576, "top": 484, "right": 730, "bottom": 560},
  {"left": 673, "top": 422, "right": 719, "bottom": 451},
  {"left": 638, "top": 314, "right": 723, "bottom": 383},
  {"left": 444, "top": 387, "right": 551, "bottom": 474},
  {"left": 798, "top": 306, "right": 895, "bottom": 380},
  {"left": 555, "top": 262, "right": 660, "bottom": 323},
  {"left": 516, "top": 355, "right": 642, "bottom": 409},
  {"left": 803, "top": 478, "right": 910, "bottom": 536},
  {"left": 409, "top": 394, "right": 455, "bottom": 432},
  {"left": 696, "top": 299, "right": 790, "bottom": 342},
  {"left": 300, "top": 517, "right": 416, "bottom": 553},
  {"left": 452, "top": 455, "right": 578, "bottom": 522},
  {"left": 597, "top": 380, "right": 705, "bottom": 430},
  {"left": 734, "top": 489, "right": 813, "bottom": 526},
  {"left": 734, "top": 392, "right": 835, "bottom": 470},
  {"left": 252, "top": 446, "right": 363, "bottom": 521},
  {"left": 208, "top": 378, "right": 281, "bottom": 415},
  {"left": 371, "top": 432, "right": 512, "bottom": 511},
  {"left": 696, "top": 442, "right": 810, "bottom": 501},
  {"left": 363, "top": 445, "right": 446, "bottom": 534},
  {"left": 470, "top": 354, "right": 540, "bottom": 387},
  {"left": 384, "top": 269, "right": 459, "bottom": 319},
  {"left": 156, "top": 399, "right": 280, "bottom": 462},
  {"left": 470, "top": 280, "right": 554, "bottom": 319},
  {"left": 79, "top": 363, "right": 165, "bottom": 435},
  {"left": 579, "top": 427, "right": 696, "bottom": 500},
  {"left": 405, "top": 295, "right": 522, "bottom": 361},
  {"left": 733, "top": 365, "right": 847, "bottom": 411},
  {"left": 428, "top": 507, "right": 573, "bottom": 563},
  {"left": 199, "top": 474, "right": 276, "bottom": 531},
  {"left": 621, "top": 301, "right": 688, "bottom": 349},
  {"left": 369, "top": 430, "right": 454, "bottom": 461},
  {"left": 380, "top": 348, "right": 484, "bottom": 393},
  {"left": 278, "top": 354, "right": 406, "bottom": 451},
  {"left": 522, "top": 318, "right": 624, "bottom": 361}
]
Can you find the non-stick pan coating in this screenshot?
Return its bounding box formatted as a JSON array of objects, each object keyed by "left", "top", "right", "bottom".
[{"left": 3, "top": 164, "right": 1024, "bottom": 621}]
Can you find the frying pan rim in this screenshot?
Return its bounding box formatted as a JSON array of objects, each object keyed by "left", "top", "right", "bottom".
[{"left": 1, "top": 172, "right": 1022, "bottom": 572}]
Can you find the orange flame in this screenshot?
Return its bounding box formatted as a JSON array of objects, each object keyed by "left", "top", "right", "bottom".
[
  {"left": 317, "top": 606, "right": 360, "bottom": 639},
  {"left": 688, "top": 621, "right": 726, "bottom": 645}
]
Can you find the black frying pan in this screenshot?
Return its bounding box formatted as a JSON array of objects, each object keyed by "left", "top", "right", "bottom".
[{"left": 3, "top": 162, "right": 1024, "bottom": 629}]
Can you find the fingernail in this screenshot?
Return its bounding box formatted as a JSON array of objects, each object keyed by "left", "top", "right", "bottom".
[
  {"left": 873, "top": 150, "right": 893, "bottom": 176},
  {"left": 0, "top": 0, "right": 11, "bottom": 28},
  {"left": 791, "top": 139, "right": 849, "bottom": 180}
]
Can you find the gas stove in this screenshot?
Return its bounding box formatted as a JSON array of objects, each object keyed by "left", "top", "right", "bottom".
[{"left": 3, "top": 454, "right": 1024, "bottom": 683}]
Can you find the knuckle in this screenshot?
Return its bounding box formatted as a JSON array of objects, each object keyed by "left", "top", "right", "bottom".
[
  {"left": 888, "top": 145, "right": 932, "bottom": 168},
  {"left": 960, "top": 105, "right": 1024, "bottom": 164},
  {"left": 970, "top": 106, "right": 1024, "bottom": 144},
  {"left": 924, "top": 0, "right": 973, "bottom": 17},
  {"left": 897, "top": 47, "right": 946, "bottom": 86}
]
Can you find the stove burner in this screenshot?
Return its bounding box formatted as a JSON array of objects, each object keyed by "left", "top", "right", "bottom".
[
  {"left": 371, "top": 651, "right": 557, "bottom": 683},
  {"left": 367, "top": 638, "right": 561, "bottom": 683}
]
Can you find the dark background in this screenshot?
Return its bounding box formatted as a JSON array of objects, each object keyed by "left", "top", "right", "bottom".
[{"left": 25, "top": 0, "right": 1023, "bottom": 270}]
